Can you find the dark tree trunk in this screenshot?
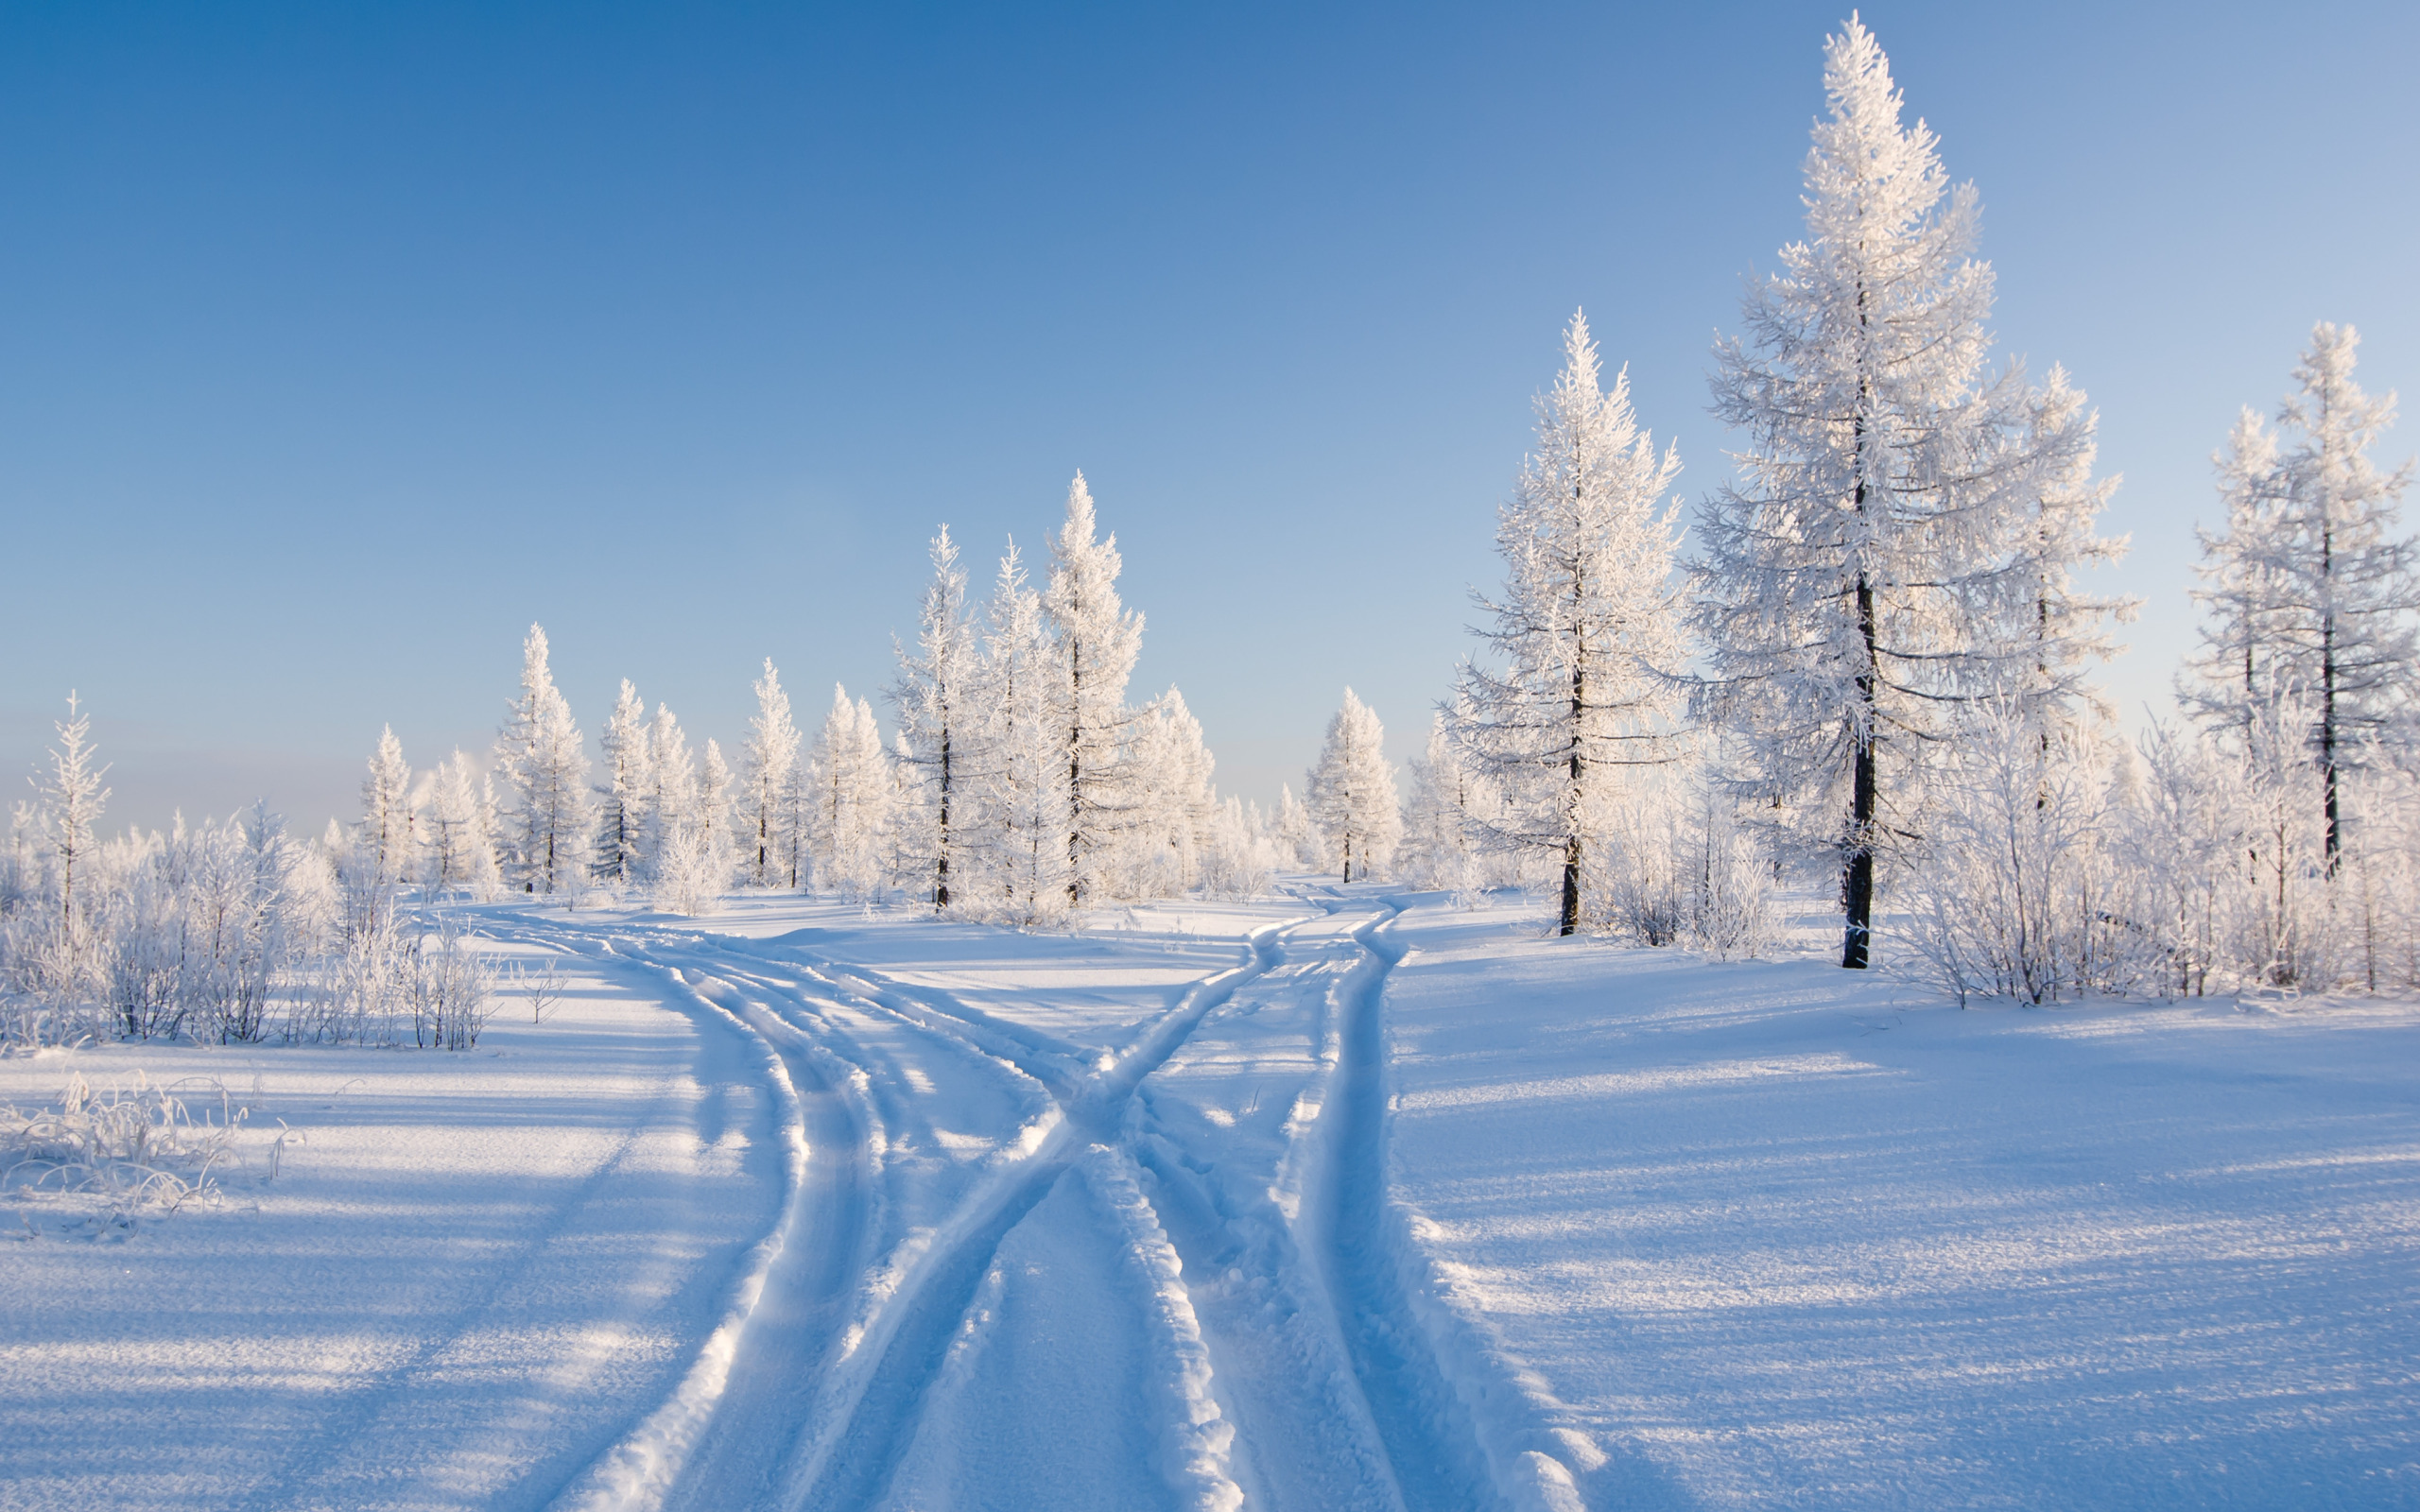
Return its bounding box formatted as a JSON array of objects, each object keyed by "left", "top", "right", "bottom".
[{"left": 1843, "top": 574, "right": 1877, "bottom": 970}]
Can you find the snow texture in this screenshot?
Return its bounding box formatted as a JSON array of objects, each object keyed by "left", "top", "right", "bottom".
[{"left": 5, "top": 888, "right": 2416, "bottom": 1511}]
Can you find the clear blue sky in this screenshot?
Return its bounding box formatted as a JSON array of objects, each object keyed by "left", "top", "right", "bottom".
[{"left": 5, "top": 1, "right": 2414, "bottom": 833}]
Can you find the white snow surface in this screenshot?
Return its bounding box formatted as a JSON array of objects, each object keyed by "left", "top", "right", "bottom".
[{"left": 5, "top": 886, "right": 2416, "bottom": 1510}]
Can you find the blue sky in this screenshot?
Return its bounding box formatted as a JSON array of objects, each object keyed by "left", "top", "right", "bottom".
[{"left": 4, "top": 1, "right": 2414, "bottom": 832}]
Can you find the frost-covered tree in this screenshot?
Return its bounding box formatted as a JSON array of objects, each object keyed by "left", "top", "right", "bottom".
[
  {"left": 1401, "top": 713, "right": 1494, "bottom": 895},
  {"left": 891, "top": 525, "right": 978, "bottom": 909},
  {"left": 1690, "top": 20, "right": 2097, "bottom": 968},
  {"left": 637, "top": 706, "right": 703, "bottom": 913},
  {"left": 1274, "top": 783, "right": 1320, "bottom": 870},
  {"left": 1045, "top": 473, "right": 1145, "bottom": 905},
  {"left": 805, "top": 684, "right": 891, "bottom": 899},
  {"left": 2184, "top": 323, "right": 2417, "bottom": 873},
  {"left": 493, "top": 625, "right": 591, "bottom": 897},
  {"left": 1199, "top": 797, "right": 1280, "bottom": 900},
  {"left": 35, "top": 692, "right": 110, "bottom": 930},
  {"left": 1454, "top": 310, "right": 1685, "bottom": 936},
  {"left": 741, "top": 659, "right": 801, "bottom": 887},
  {"left": 1990, "top": 368, "right": 2135, "bottom": 734},
  {"left": 697, "top": 737, "right": 737, "bottom": 888},
  {"left": 1305, "top": 690, "right": 1401, "bottom": 883},
  {"left": 355, "top": 725, "right": 418, "bottom": 890},
  {"left": 422, "top": 750, "right": 503, "bottom": 899},
  {"left": 595, "top": 679, "right": 653, "bottom": 885},
  {"left": 1129, "top": 688, "right": 1218, "bottom": 897},
  {"left": 643, "top": 701, "right": 690, "bottom": 883},
  {"left": 971, "top": 543, "right": 1070, "bottom": 922}
]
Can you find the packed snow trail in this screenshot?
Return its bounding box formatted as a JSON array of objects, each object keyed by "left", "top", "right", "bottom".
[
  {"left": 1310, "top": 903, "right": 1501, "bottom": 1512},
  {"left": 496, "top": 893, "right": 1518, "bottom": 1512},
  {"left": 773, "top": 919, "right": 1288, "bottom": 1512},
  {"left": 14, "top": 890, "right": 2416, "bottom": 1509}
]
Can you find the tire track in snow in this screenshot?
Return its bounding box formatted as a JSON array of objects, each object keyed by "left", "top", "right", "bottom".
[
  {"left": 783, "top": 920, "right": 1295, "bottom": 1512},
  {"left": 1314, "top": 902, "right": 1504, "bottom": 1512},
  {"left": 470, "top": 921, "right": 867, "bottom": 1512},
  {"left": 1126, "top": 915, "right": 1405, "bottom": 1512}
]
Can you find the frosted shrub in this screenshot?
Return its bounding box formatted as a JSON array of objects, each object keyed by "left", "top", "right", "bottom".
[
  {"left": 1904, "top": 705, "right": 2156, "bottom": 1005},
  {"left": 2, "top": 1072, "right": 245, "bottom": 1217},
  {"left": 2342, "top": 749, "right": 2420, "bottom": 991},
  {"left": 1198, "top": 798, "right": 1278, "bottom": 900},
  {"left": 1590, "top": 768, "right": 1775, "bottom": 956},
  {"left": 1680, "top": 781, "right": 1774, "bottom": 959},
  {"left": 652, "top": 822, "right": 725, "bottom": 917},
  {"left": 1597, "top": 792, "right": 1685, "bottom": 946},
  {"left": 2119, "top": 723, "right": 2242, "bottom": 998}
]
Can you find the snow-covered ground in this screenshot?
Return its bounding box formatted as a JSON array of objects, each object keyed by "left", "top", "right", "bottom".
[{"left": 5, "top": 886, "right": 2416, "bottom": 1510}]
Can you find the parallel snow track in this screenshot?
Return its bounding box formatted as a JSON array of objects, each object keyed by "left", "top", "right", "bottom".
[
  {"left": 1313, "top": 902, "right": 1503, "bottom": 1512},
  {"left": 497, "top": 902, "right": 1512, "bottom": 1512},
  {"left": 775, "top": 922, "right": 1290, "bottom": 1512}
]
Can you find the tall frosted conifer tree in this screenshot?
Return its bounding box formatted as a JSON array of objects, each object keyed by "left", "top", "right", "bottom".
[
  {"left": 595, "top": 679, "right": 652, "bottom": 885},
  {"left": 892, "top": 526, "right": 977, "bottom": 909},
  {"left": 424, "top": 749, "right": 502, "bottom": 898},
  {"left": 2185, "top": 324, "right": 2417, "bottom": 873},
  {"left": 1993, "top": 369, "right": 2132, "bottom": 734},
  {"left": 741, "top": 660, "right": 801, "bottom": 887},
  {"left": 356, "top": 725, "right": 417, "bottom": 889},
  {"left": 1455, "top": 311, "right": 1685, "bottom": 936},
  {"left": 974, "top": 543, "right": 1070, "bottom": 921},
  {"left": 1305, "top": 690, "right": 1401, "bottom": 883},
  {"left": 1691, "top": 20, "right": 2096, "bottom": 967},
  {"left": 37, "top": 693, "right": 110, "bottom": 929},
  {"left": 493, "top": 625, "right": 591, "bottom": 897},
  {"left": 806, "top": 684, "right": 891, "bottom": 898},
  {"left": 1045, "top": 473, "right": 1144, "bottom": 906}
]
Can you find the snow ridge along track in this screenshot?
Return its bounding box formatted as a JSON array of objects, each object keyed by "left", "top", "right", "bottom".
[
  {"left": 1316, "top": 902, "right": 1590, "bottom": 1512},
  {"left": 1306, "top": 902, "right": 1495, "bottom": 1512},
  {"left": 497, "top": 929, "right": 840, "bottom": 1512}
]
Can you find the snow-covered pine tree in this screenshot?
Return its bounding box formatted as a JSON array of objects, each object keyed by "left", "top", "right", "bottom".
[
  {"left": 1690, "top": 19, "right": 2078, "bottom": 969},
  {"left": 891, "top": 525, "right": 977, "bottom": 909},
  {"left": 493, "top": 625, "right": 592, "bottom": 898},
  {"left": 643, "top": 701, "right": 689, "bottom": 884},
  {"left": 35, "top": 692, "right": 110, "bottom": 931},
  {"left": 422, "top": 750, "right": 503, "bottom": 899},
  {"left": 1305, "top": 690, "right": 1401, "bottom": 883},
  {"left": 1044, "top": 473, "right": 1145, "bottom": 906},
  {"left": 971, "top": 542, "right": 1070, "bottom": 923},
  {"left": 1129, "top": 688, "right": 1217, "bottom": 897},
  {"left": 1274, "top": 783, "right": 1320, "bottom": 870},
  {"left": 741, "top": 659, "right": 801, "bottom": 887},
  {"left": 697, "top": 737, "right": 738, "bottom": 894},
  {"left": 1401, "top": 713, "right": 1484, "bottom": 895},
  {"left": 595, "top": 679, "right": 653, "bottom": 886},
  {"left": 2183, "top": 324, "right": 2417, "bottom": 875},
  {"left": 1453, "top": 310, "right": 1685, "bottom": 936},
  {"left": 355, "top": 725, "right": 418, "bottom": 890},
  {"left": 644, "top": 713, "right": 720, "bottom": 915},
  {"left": 805, "top": 684, "right": 892, "bottom": 899},
  {"left": 2183, "top": 408, "right": 2290, "bottom": 746},
  {"left": 1987, "top": 367, "right": 2135, "bottom": 736}
]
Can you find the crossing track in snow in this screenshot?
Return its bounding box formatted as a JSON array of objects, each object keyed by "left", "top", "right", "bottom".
[
  {"left": 493, "top": 898, "right": 1506, "bottom": 1512},
  {"left": 772, "top": 919, "right": 1291, "bottom": 1512}
]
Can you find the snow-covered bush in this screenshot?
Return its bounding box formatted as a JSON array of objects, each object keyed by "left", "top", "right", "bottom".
[
  {"left": 1197, "top": 797, "right": 1280, "bottom": 900},
  {"left": 1903, "top": 705, "right": 2153, "bottom": 1005},
  {"left": 2, "top": 1072, "right": 251, "bottom": 1219}
]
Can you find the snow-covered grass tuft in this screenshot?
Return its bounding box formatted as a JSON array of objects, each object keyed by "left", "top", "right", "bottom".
[{"left": 0, "top": 1071, "right": 284, "bottom": 1230}]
